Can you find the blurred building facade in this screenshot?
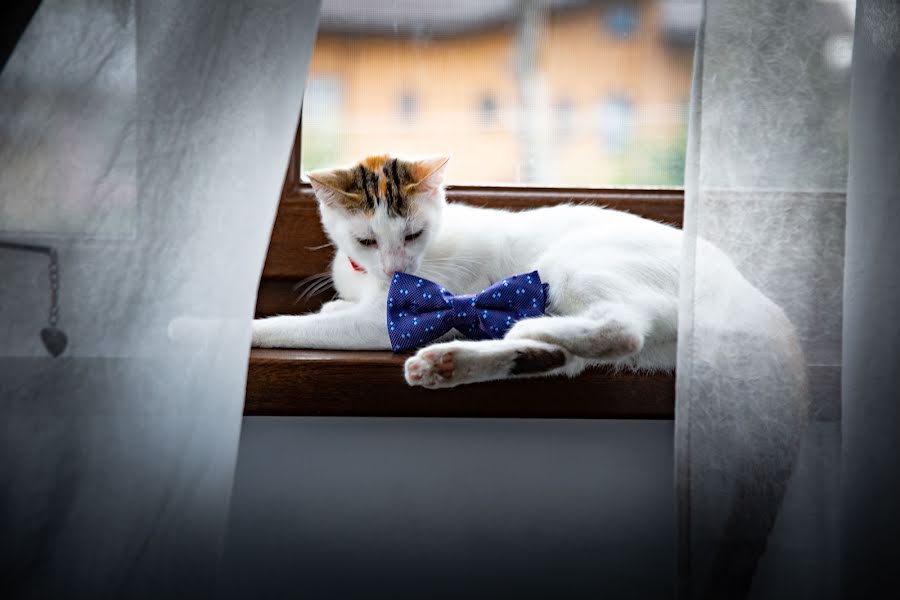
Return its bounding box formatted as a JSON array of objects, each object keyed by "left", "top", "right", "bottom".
[{"left": 302, "top": 0, "right": 700, "bottom": 186}]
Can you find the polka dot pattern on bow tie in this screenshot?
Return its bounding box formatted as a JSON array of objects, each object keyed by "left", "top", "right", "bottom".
[{"left": 386, "top": 271, "right": 548, "bottom": 352}]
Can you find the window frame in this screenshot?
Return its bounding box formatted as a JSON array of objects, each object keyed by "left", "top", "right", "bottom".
[
  {"left": 246, "top": 118, "right": 683, "bottom": 418},
  {"left": 259, "top": 120, "right": 684, "bottom": 314}
]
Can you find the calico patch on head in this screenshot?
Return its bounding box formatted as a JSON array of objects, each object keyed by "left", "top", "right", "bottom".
[{"left": 308, "top": 155, "right": 449, "bottom": 217}]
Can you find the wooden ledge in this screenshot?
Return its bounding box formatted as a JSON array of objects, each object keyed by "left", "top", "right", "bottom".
[
  {"left": 245, "top": 349, "right": 676, "bottom": 419},
  {"left": 249, "top": 183, "right": 682, "bottom": 418}
]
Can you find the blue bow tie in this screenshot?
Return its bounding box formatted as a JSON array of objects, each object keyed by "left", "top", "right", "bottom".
[{"left": 387, "top": 271, "right": 549, "bottom": 352}]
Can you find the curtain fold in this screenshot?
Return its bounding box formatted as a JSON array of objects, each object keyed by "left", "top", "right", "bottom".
[
  {"left": 0, "top": 1, "right": 320, "bottom": 596},
  {"left": 841, "top": 0, "right": 900, "bottom": 595},
  {"left": 677, "top": 1, "right": 853, "bottom": 598}
]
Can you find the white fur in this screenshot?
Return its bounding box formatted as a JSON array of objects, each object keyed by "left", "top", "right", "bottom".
[{"left": 252, "top": 159, "right": 796, "bottom": 388}]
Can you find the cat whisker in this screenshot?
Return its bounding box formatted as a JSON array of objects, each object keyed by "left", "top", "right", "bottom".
[
  {"left": 417, "top": 263, "right": 478, "bottom": 282},
  {"left": 423, "top": 261, "right": 482, "bottom": 275},
  {"left": 302, "top": 278, "right": 334, "bottom": 302},
  {"left": 293, "top": 272, "right": 330, "bottom": 292},
  {"left": 423, "top": 255, "right": 479, "bottom": 265},
  {"left": 305, "top": 242, "right": 334, "bottom": 251},
  {"left": 299, "top": 282, "right": 334, "bottom": 304},
  {"left": 293, "top": 272, "right": 334, "bottom": 304}
]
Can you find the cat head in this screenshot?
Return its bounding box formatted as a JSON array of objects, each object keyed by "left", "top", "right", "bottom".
[{"left": 307, "top": 154, "right": 449, "bottom": 280}]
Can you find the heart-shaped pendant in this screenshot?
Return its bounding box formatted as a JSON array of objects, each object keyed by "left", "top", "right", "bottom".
[{"left": 40, "top": 327, "right": 68, "bottom": 357}]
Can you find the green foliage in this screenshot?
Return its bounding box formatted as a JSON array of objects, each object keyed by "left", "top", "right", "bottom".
[
  {"left": 650, "top": 126, "right": 688, "bottom": 187},
  {"left": 599, "top": 127, "right": 688, "bottom": 187},
  {"left": 300, "top": 130, "right": 344, "bottom": 173}
]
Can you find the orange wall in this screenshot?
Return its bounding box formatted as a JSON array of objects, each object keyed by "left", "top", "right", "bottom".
[{"left": 304, "top": 0, "right": 693, "bottom": 185}]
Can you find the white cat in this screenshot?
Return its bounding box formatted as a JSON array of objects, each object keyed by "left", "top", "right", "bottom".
[{"left": 251, "top": 154, "right": 797, "bottom": 389}]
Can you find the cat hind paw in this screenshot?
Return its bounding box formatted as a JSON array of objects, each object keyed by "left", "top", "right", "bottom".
[{"left": 404, "top": 347, "right": 457, "bottom": 388}]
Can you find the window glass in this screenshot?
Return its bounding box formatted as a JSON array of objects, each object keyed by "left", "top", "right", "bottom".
[
  {"left": 398, "top": 91, "right": 418, "bottom": 123},
  {"left": 597, "top": 94, "right": 634, "bottom": 154},
  {"left": 303, "top": 75, "right": 345, "bottom": 170},
  {"left": 301, "top": 0, "right": 700, "bottom": 187},
  {"left": 479, "top": 94, "right": 500, "bottom": 128},
  {"left": 555, "top": 98, "right": 575, "bottom": 138},
  {"left": 605, "top": 2, "right": 640, "bottom": 37}
]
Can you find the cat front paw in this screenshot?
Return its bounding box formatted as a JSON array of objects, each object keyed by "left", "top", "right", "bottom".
[
  {"left": 251, "top": 318, "right": 278, "bottom": 348},
  {"left": 404, "top": 346, "right": 457, "bottom": 388}
]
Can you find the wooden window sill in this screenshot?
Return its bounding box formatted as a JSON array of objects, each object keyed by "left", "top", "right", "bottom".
[{"left": 245, "top": 348, "right": 676, "bottom": 418}]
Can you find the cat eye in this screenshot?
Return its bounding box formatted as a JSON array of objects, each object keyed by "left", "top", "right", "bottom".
[
  {"left": 405, "top": 230, "right": 424, "bottom": 243},
  {"left": 357, "top": 238, "right": 378, "bottom": 247}
]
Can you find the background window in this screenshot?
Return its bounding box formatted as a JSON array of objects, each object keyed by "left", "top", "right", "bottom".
[
  {"left": 302, "top": 75, "right": 344, "bottom": 170},
  {"left": 604, "top": 2, "right": 640, "bottom": 37},
  {"left": 597, "top": 94, "right": 634, "bottom": 154},
  {"left": 479, "top": 94, "right": 499, "bottom": 127},
  {"left": 555, "top": 98, "right": 575, "bottom": 138},
  {"left": 398, "top": 91, "right": 418, "bottom": 123},
  {"left": 300, "top": 0, "right": 700, "bottom": 187}
]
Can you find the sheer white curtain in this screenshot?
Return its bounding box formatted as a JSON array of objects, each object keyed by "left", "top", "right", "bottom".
[
  {"left": 678, "top": 0, "right": 899, "bottom": 598},
  {"left": 0, "top": 1, "right": 319, "bottom": 596}
]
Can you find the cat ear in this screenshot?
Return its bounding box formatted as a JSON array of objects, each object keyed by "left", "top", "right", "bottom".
[
  {"left": 404, "top": 156, "right": 450, "bottom": 195},
  {"left": 307, "top": 167, "right": 364, "bottom": 211}
]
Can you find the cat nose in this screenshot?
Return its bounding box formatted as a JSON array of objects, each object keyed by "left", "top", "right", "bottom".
[
  {"left": 385, "top": 265, "right": 410, "bottom": 277},
  {"left": 383, "top": 260, "right": 408, "bottom": 277}
]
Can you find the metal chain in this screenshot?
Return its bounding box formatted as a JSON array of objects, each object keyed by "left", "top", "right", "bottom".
[
  {"left": 48, "top": 248, "right": 60, "bottom": 328},
  {"left": 0, "top": 241, "right": 62, "bottom": 330}
]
